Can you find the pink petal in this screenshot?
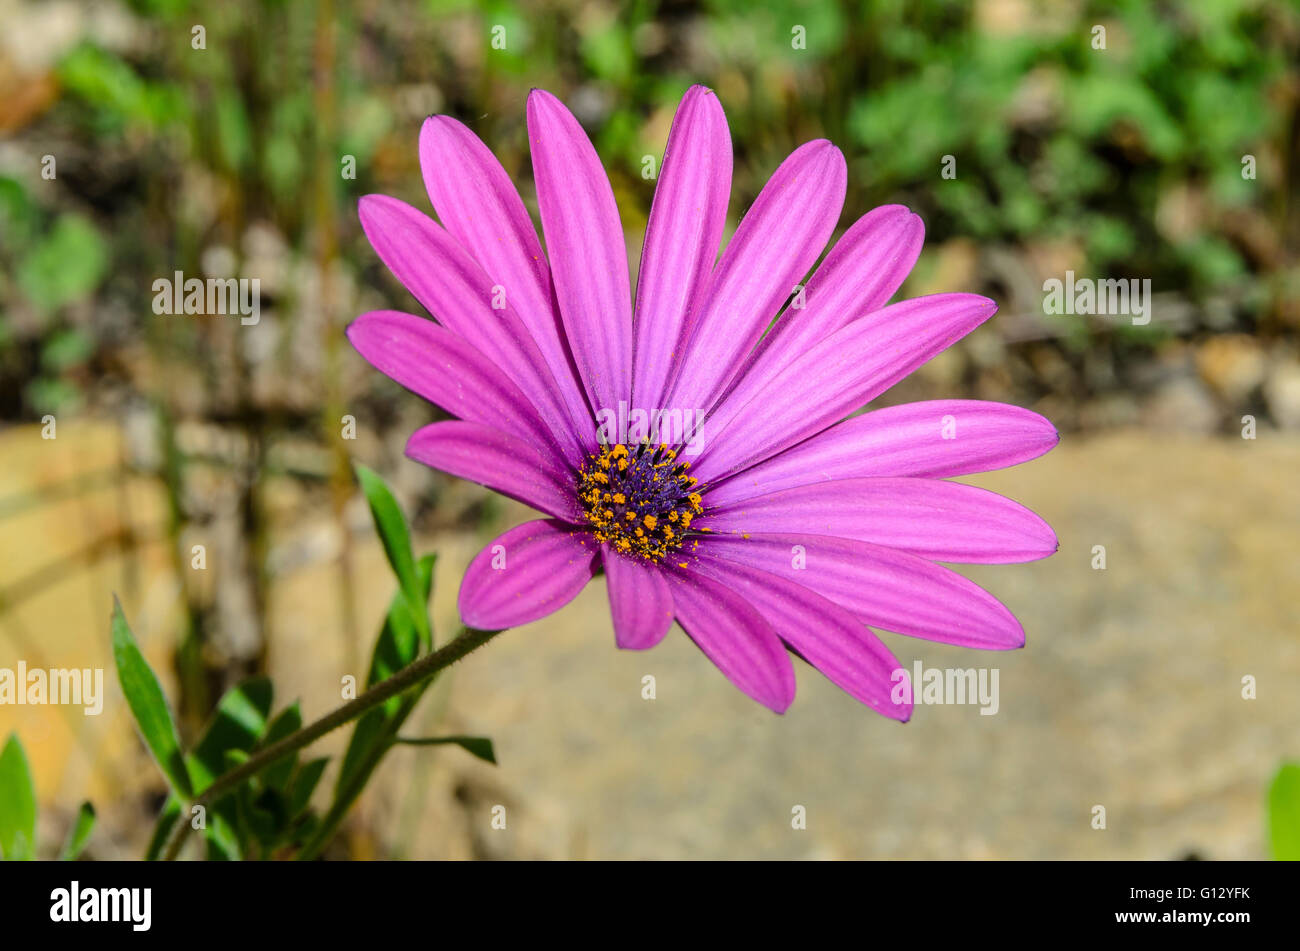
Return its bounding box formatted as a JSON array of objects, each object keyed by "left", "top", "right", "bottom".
[
  {"left": 406, "top": 421, "right": 581, "bottom": 522},
  {"left": 347, "top": 310, "right": 557, "bottom": 453},
  {"left": 458, "top": 520, "right": 598, "bottom": 630},
  {"left": 704, "top": 205, "right": 924, "bottom": 437},
  {"left": 701, "top": 477, "right": 1058, "bottom": 564},
  {"left": 693, "top": 293, "right": 998, "bottom": 483},
  {"left": 696, "top": 532, "right": 1026, "bottom": 650},
  {"left": 662, "top": 567, "right": 796, "bottom": 713},
  {"left": 631, "top": 85, "right": 732, "bottom": 409},
  {"left": 602, "top": 548, "right": 673, "bottom": 650},
  {"left": 667, "top": 140, "right": 847, "bottom": 413},
  {"left": 708, "top": 400, "right": 1060, "bottom": 503},
  {"left": 527, "top": 89, "right": 632, "bottom": 415},
  {"left": 357, "top": 194, "right": 587, "bottom": 463},
  {"left": 418, "top": 115, "right": 594, "bottom": 448},
  {"left": 690, "top": 550, "right": 910, "bottom": 720}
]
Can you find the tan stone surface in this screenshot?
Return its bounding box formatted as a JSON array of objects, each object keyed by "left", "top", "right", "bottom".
[{"left": 2, "top": 424, "right": 1296, "bottom": 858}]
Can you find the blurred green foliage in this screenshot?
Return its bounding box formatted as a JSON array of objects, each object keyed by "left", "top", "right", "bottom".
[
  {"left": 1270, "top": 761, "right": 1300, "bottom": 860},
  {"left": 0, "top": 0, "right": 1295, "bottom": 420}
]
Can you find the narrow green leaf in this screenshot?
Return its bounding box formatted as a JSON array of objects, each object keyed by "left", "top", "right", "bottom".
[
  {"left": 144, "top": 795, "right": 181, "bottom": 861},
  {"left": 203, "top": 811, "right": 242, "bottom": 861},
  {"left": 335, "top": 554, "right": 436, "bottom": 798},
  {"left": 335, "top": 708, "right": 393, "bottom": 799},
  {"left": 0, "top": 734, "right": 37, "bottom": 860},
  {"left": 59, "top": 802, "right": 96, "bottom": 861},
  {"left": 188, "top": 677, "right": 273, "bottom": 794},
  {"left": 204, "top": 749, "right": 249, "bottom": 860},
  {"left": 288, "top": 758, "right": 329, "bottom": 818},
  {"left": 246, "top": 786, "right": 289, "bottom": 848},
  {"left": 367, "top": 554, "right": 436, "bottom": 692},
  {"left": 291, "top": 813, "right": 321, "bottom": 847},
  {"left": 355, "top": 463, "right": 417, "bottom": 596},
  {"left": 1269, "top": 762, "right": 1300, "bottom": 860},
  {"left": 396, "top": 735, "right": 497, "bottom": 765},
  {"left": 356, "top": 464, "right": 431, "bottom": 650},
  {"left": 261, "top": 702, "right": 303, "bottom": 791},
  {"left": 110, "top": 597, "right": 192, "bottom": 799}
]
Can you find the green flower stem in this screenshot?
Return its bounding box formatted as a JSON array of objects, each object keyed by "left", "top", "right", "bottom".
[{"left": 160, "top": 625, "right": 503, "bottom": 860}]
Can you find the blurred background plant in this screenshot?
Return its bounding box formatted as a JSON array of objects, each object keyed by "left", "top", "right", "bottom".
[{"left": 0, "top": 0, "right": 1297, "bottom": 859}]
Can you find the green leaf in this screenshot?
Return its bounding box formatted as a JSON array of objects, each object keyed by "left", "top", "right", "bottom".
[
  {"left": 1268, "top": 762, "right": 1300, "bottom": 860},
  {"left": 41, "top": 328, "right": 96, "bottom": 372},
  {"left": 335, "top": 708, "right": 393, "bottom": 800},
  {"left": 366, "top": 553, "right": 436, "bottom": 693},
  {"left": 214, "top": 88, "right": 252, "bottom": 172},
  {"left": 204, "top": 748, "right": 250, "bottom": 860},
  {"left": 335, "top": 554, "right": 435, "bottom": 797},
  {"left": 188, "top": 677, "right": 273, "bottom": 794},
  {"left": 59, "top": 802, "right": 96, "bottom": 861},
  {"left": 303, "top": 552, "right": 438, "bottom": 860},
  {"left": 203, "top": 810, "right": 242, "bottom": 861},
  {"left": 109, "top": 598, "right": 192, "bottom": 799},
  {"left": 260, "top": 702, "right": 303, "bottom": 791},
  {"left": 16, "top": 214, "right": 109, "bottom": 315},
  {"left": 0, "top": 176, "right": 37, "bottom": 244},
  {"left": 57, "top": 43, "right": 153, "bottom": 125},
  {"left": 144, "top": 796, "right": 181, "bottom": 861},
  {"left": 249, "top": 786, "right": 291, "bottom": 847},
  {"left": 356, "top": 464, "right": 431, "bottom": 650},
  {"left": 396, "top": 735, "right": 497, "bottom": 765},
  {"left": 0, "top": 734, "right": 37, "bottom": 860},
  {"left": 288, "top": 758, "right": 329, "bottom": 818}
]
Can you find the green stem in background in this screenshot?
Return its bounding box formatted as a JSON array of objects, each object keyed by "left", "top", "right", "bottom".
[{"left": 161, "top": 625, "right": 503, "bottom": 860}]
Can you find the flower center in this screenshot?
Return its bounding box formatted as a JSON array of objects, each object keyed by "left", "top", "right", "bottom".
[{"left": 578, "top": 442, "right": 703, "bottom": 561}]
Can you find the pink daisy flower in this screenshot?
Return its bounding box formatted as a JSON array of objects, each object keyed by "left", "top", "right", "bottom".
[{"left": 347, "top": 85, "right": 1059, "bottom": 719}]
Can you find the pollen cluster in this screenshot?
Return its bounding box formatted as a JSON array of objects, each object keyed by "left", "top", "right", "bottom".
[{"left": 578, "top": 442, "right": 704, "bottom": 561}]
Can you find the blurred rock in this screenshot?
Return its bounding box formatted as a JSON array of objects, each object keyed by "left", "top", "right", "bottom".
[
  {"left": 0, "top": 0, "right": 140, "bottom": 73},
  {"left": 914, "top": 345, "right": 966, "bottom": 388},
  {"left": 1009, "top": 65, "right": 1063, "bottom": 127},
  {"left": 1155, "top": 183, "right": 1207, "bottom": 244},
  {"left": 1142, "top": 377, "right": 1220, "bottom": 433},
  {"left": 912, "top": 238, "right": 979, "bottom": 298},
  {"left": 1028, "top": 344, "right": 1074, "bottom": 391},
  {"left": 1078, "top": 394, "right": 1139, "bottom": 430},
  {"left": 1264, "top": 358, "right": 1300, "bottom": 430},
  {"left": 1196, "top": 334, "right": 1266, "bottom": 404}
]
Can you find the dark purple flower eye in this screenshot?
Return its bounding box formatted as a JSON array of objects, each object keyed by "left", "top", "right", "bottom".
[{"left": 348, "top": 85, "right": 1059, "bottom": 718}]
